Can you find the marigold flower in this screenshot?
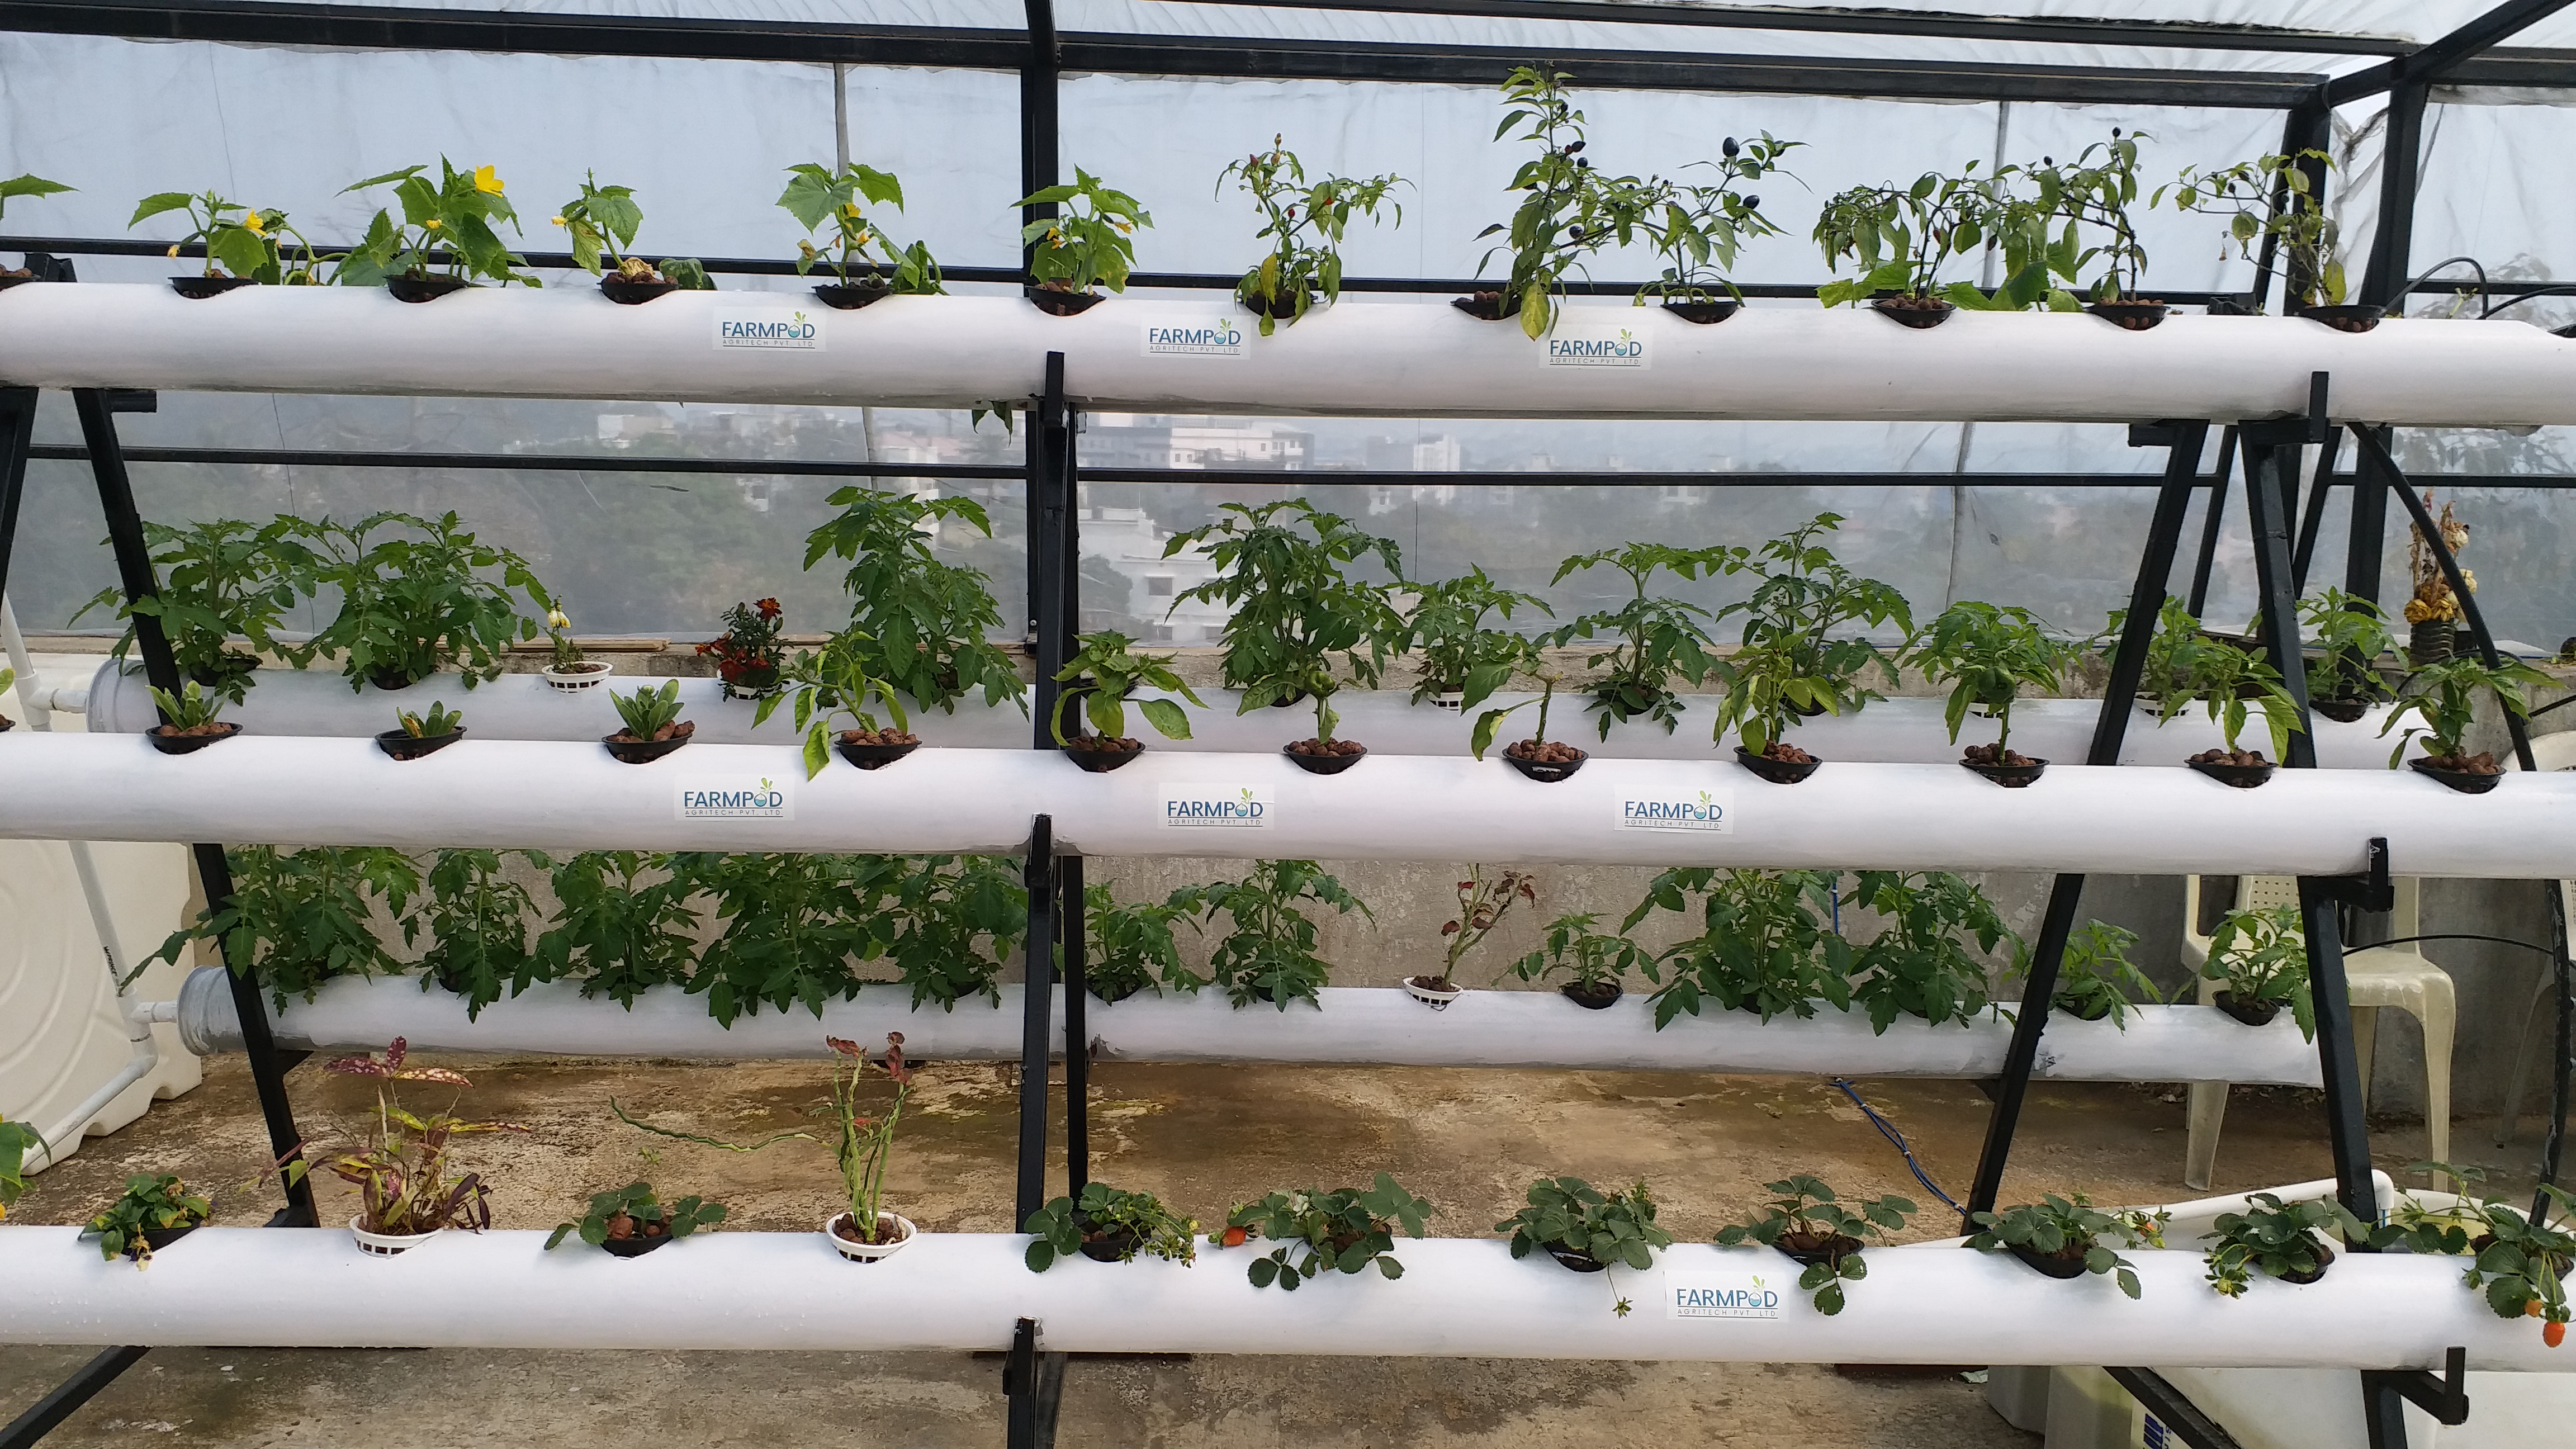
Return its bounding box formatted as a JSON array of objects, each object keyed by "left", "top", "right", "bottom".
[
  {"left": 472, "top": 165, "right": 505, "bottom": 195},
  {"left": 756, "top": 598, "right": 782, "bottom": 620}
]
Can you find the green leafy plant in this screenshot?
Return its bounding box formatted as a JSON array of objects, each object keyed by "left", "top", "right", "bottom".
[
  {"left": 1052, "top": 631, "right": 1204, "bottom": 746},
  {"left": 1403, "top": 566, "right": 1552, "bottom": 707},
  {"left": 1167, "top": 500, "right": 1405, "bottom": 749},
  {"left": 1475, "top": 64, "right": 1671, "bottom": 338},
  {"left": 145, "top": 679, "right": 228, "bottom": 732},
  {"left": 1708, "top": 515, "right": 1911, "bottom": 754},
  {"left": 140, "top": 846, "right": 420, "bottom": 1008},
  {"left": 2020, "top": 129, "right": 2153, "bottom": 302},
  {"left": 1903, "top": 600, "right": 2079, "bottom": 759},
  {"left": 2203, "top": 903, "right": 2313, "bottom": 1040},
  {"left": 2378, "top": 1164, "right": 2575, "bottom": 1341},
  {"left": 1842, "top": 870, "right": 2010, "bottom": 1033},
  {"left": 1499, "top": 1176, "right": 1671, "bottom": 1316},
  {"left": 1017, "top": 167, "right": 1151, "bottom": 299},
  {"left": 2202, "top": 1191, "right": 2365, "bottom": 1297},
  {"left": 1023, "top": 1182, "right": 1200, "bottom": 1271},
  {"left": 0, "top": 667, "right": 13, "bottom": 729},
  {"left": 2109, "top": 596, "right": 2205, "bottom": 716},
  {"left": 2299, "top": 589, "right": 2399, "bottom": 708},
  {"left": 537, "top": 851, "right": 700, "bottom": 1007},
  {"left": 0, "top": 1113, "right": 44, "bottom": 1218},
  {"left": 130, "top": 191, "right": 323, "bottom": 284},
  {"left": 0, "top": 173, "right": 73, "bottom": 239},
  {"left": 2009, "top": 920, "right": 2161, "bottom": 1027},
  {"left": 294, "top": 1039, "right": 531, "bottom": 1237},
  {"left": 801, "top": 487, "right": 1024, "bottom": 714},
  {"left": 551, "top": 172, "right": 708, "bottom": 288},
  {"left": 2381, "top": 651, "right": 2556, "bottom": 769},
  {"left": 881, "top": 854, "right": 1027, "bottom": 1010},
  {"left": 413, "top": 848, "right": 551, "bottom": 1019},
  {"left": 1813, "top": 164, "right": 2008, "bottom": 309},
  {"left": 338, "top": 159, "right": 534, "bottom": 288},
  {"left": 546, "top": 1180, "right": 727, "bottom": 1252},
  {"left": 1081, "top": 884, "right": 1203, "bottom": 1004},
  {"left": 283, "top": 510, "right": 555, "bottom": 691},
  {"left": 396, "top": 701, "right": 463, "bottom": 738},
  {"left": 778, "top": 162, "right": 941, "bottom": 293},
  {"left": 1642, "top": 132, "right": 1800, "bottom": 305},
  {"left": 825, "top": 1033, "right": 916, "bottom": 1246},
  {"left": 1423, "top": 866, "right": 1538, "bottom": 992},
  {"left": 1504, "top": 911, "right": 1650, "bottom": 993},
  {"left": 1715, "top": 1176, "right": 1917, "bottom": 1315},
  {"left": 1186, "top": 860, "right": 1370, "bottom": 1010},
  {"left": 1624, "top": 868, "right": 1850, "bottom": 1026},
  {"left": 2164, "top": 150, "right": 2343, "bottom": 309},
  {"left": 1219, "top": 1173, "right": 1431, "bottom": 1290},
  {"left": 756, "top": 631, "right": 912, "bottom": 778},
  {"left": 74, "top": 517, "right": 320, "bottom": 703},
  {"left": 1547, "top": 542, "right": 1733, "bottom": 737},
  {"left": 1965, "top": 1192, "right": 2168, "bottom": 1299},
  {"left": 679, "top": 852, "right": 902, "bottom": 1026},
  {"left": 1219, "top": 138, "right": 1405, "bottom": 333},
  {"left": 2154, "top": 631, "right": 2303, "bottom": 762},
  {"left": 82, "top": 1173, "right": 212, "bottom": 1266},
  {"left": 610, "top": 679, "right": 689, "bottom": 742},
  {"left": 1469, "top": 669, "right": 1573, "bottom": 761}
]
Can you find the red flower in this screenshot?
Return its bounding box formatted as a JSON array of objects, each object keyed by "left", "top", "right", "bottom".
[{"left": 756, "top": 598, "right": 782, "bottom": 621}]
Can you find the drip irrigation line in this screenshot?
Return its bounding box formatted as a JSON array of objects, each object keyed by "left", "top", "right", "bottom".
[
  {"left": 2350, "top": 932, "right": 2559, "bottom": 956},
  {"left": 1826, "top": 1077, "right": 1961, "bottom": 1215}
]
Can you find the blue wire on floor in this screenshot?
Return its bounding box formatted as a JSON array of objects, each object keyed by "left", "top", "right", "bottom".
[{"left": 1827, "top": 1077, "right": 1962, "bottom": 1215}]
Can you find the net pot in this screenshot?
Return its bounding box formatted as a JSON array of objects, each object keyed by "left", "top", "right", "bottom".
[
  {"left": 1404, "top": 976, "right": 1464, "bottom": 1011},
  {"left": 2410, "top": 757, "right": 2504, "bottom": 794},
  {"left": 136, "top": 1225, "right": 200, "bottom": 1257},
  {"left": 2006, "top": 1241, "right": 2095, "bottom": 1280},
  {"left": 377, "top": 726, "right": 465, "bottom": 761},
  {"left": 542, "top": 661, "right": 613, "bottom": 692},
  {"left": 604, "top": 732, "right": 692, "bottom": 765},
  {"left": 599, "top": 275, "right": 679, "bottom": 305},
  {"left": 835, "top": 738, "right": 922, "bottom": 771},
  {"left": 827, "top": 1211, "right": 916, "bottom": 1263},
  {"left": 170, "top": 275, "right": 258, "bottom": 299},
  {"left": 2188, "top": 757, "right": 2276, "bottom": 789},
  {"left": 2314, "top": 696, "right": 2370, "bottom": 724},
  {"left": 1663, "top": 298, "right": 1740, "bottom": 325},
  {"left": 1561, "top": 981, "right": 1621, "bottom": 1011},
  {"left": 387, "top": 274, "right": 470, "bottom": 304},
  {"left": 150, "top": 722, "right": 240, "bottom": 756},
  {"left": 1871, "top": 296, "right": 1954, "bottom": 329},
  {"left": 1775, "top": 1233, "right": 1863, "bottom": 1273},
  {"left": 1077, "top": 1225, "right": 1140, "bottom": 1263},
  {"left": 2278, "top": 1240, "right": 2336, "bottom": 1286},
  {"left": 1062, "top": 738, "right": 1145, "bottom": 773},
  {"left": 1028, "top": 286, "right": 1104, "bottom": 317},
  {"left": 351, "top": 1215, "right": 441, "bottom": 1257},
  {"left": 814, "top": 281, "right": 890, "bottom": 311},
  {"left": 1427, "top": 690, "right": 1466, "bottom": 712},
  {"left": 2298, "top": 304, "right": 2383, "bottom": 334},
  {"left": 1963, "top": 756, "right": 2048, "bottom": 788},
  {"left": 2213, "top": 991, "right": 2280, "bottom": 1027},
  {"left": 2085, "top": 300, "right": 2168, "bottom": 331},
  {"left": 1245, "top": 288, "right": 1313, "bottom": 323},
  {"left": 1504, "top": 742, "right": 1588, "bottom": 783},
  {"left": 1735, "top": 745, "right": 1820, "bottom": 785},
  {"left": 1545, "top": 1243, "right": 1608, "bottom": 1273},
  {"left": 600, "top": 1231, "right": 671, "bottom": 1258},
  {"left": 1451, "top": 292, "right": 1518, "bottom": 321},
  {"left": 1285, "top": 742, "right": 1367, "bottom": 775}
]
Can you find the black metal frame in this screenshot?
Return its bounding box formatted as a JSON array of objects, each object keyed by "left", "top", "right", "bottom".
[{"left": 9, "top": 3, "right": 2576, "bottom": 1447}]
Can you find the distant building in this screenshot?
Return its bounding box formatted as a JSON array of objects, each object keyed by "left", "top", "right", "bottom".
[
  {"left": 1085, "top": 414, "right": 1315, "bottom": 471},
  {"left": 1078, "top": 499, "right": 1226, "bottom": 643}
]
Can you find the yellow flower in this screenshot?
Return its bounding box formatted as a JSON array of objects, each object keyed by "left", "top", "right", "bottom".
[
  {"left": 547, "top": 608, "right": 571, "bottom": 631},
  {"left": 550, "top": 215, "right": 567, "bottom": 228},
  {"left": 165, "top": 244, "right": 179, "bottom": 258},
  {"left": 424, "top": 218, "right": 442, "bottom": 230},
  {"left": 243, "top": 211, "right": 267, "bottom": 236},
  {"left": 472, "top": 165, "right": 505, "bottom": 195},
  {"left": 841, "top": 202, "right": 863, "bottom": 219}
]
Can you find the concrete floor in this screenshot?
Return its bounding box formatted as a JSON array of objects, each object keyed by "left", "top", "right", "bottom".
[{"left": 1, "top": 1052, "right": 2539, "bottom": 1448}]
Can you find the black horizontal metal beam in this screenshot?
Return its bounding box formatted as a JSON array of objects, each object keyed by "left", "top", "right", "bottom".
[
  {"left": 24, "top": 444, "right": 1025, "bottom": 479},
  {"left": 1148, "top": 0, "right": 2414, "bottom": 56},
  {"left": 2441, "top": 44, "right": 2576, "bottom": 85},
  {"left": 0, "top": 0, "right": 2329, "bottom": 105},
  {"left": 2328, "top": 0, "right": 2576, "bottom": 100}
]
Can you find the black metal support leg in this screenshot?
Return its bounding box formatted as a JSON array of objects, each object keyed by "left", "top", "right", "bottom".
[
  {"left": 1062, "top": 855, "right": 1090, "bottom": 1198},
  {"left": 75, "top": 387, "right": 316, "bottom": 1226},
  {"left": 2346, "top": 427, "right": 2392, "bottom": 606},
  {"left": 2186, "top": 433, "right": 2233, "bottom": 617},
  {"left": 0, "top": 1348, "right": 151, "bottom": 1449},
  {"left": 2291, "top": 425, "right": 2341, "bottom": 595},
  {"left": 1017, "top": 815, "right": 1056, "bottom": 1228},
  {"left": 1962, "top": 423, "right": 2205, "bottom": 1219},
  {"left": 2104, "top": 1367, "right": 2247, "bottom": 1449},
  {"left": 1029, "top": 353, "right": 1070, "bottom": 747},
  {"left": 0, "top": 387, "right": 36, "bottom": 605}
]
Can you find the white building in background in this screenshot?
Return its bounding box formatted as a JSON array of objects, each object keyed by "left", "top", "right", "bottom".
[
  {"left": 1078, "top": 498, "right": 1227, "bottom": 643},
  {"left": 1083, "top": 414, "right": 1315, "bottom": 471}
]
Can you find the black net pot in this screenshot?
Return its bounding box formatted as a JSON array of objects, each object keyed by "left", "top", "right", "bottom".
[
  {"left": 835, "top": 738, "right": 922, "bottom": 771},
  {"left": 1962, "top": 757, "right": 2048, "bottom": 788},
  {"left": 1735, "top": 746, "right": 1820, "bottom": 785},
  {"left": 1560, "top": 981, "right": 1621, "bottom": 1011},
  {"left": 603, "top": 733, "right": 692, "bottom": 765},
  {"left": 1870, "top": 296, "right": 1954, "bottom": 329},
  {"left": 2188, "top": 757, "right": 2276, "bottom": 789},
  {"left": 2007, "top": 1242, "right": 2095, "bottom": 1280},
  {"left": 1284, "top": 743, "right": 1367, "bottom": 776},
  {"left": 2409, "top": 757, "right": 2504, "bottom": 795},
  {"left": 601, "top": 276, "right": 680, "bottom": 305},
  {"left": 170, "top": 275, "right": 258, "bottom": 299},
  {"left": 377, "top": 727, "right": 466, "bottom": 761},
  {"left": 387, "top": 274, "right": 471, "bottom": 304},
  {"left": 2085, "top": 300, "right": 2168, "bottom": 331},
  {"left": 149, "top": 722, "right": 241, "bottom": 756},
  {"left": 814, "top": 281, "right": 891, "bottom": 311},
  {"left": 1027, "top": 287, "right": 1104, "bottom": 317},
  {"left": 1663, "top": 298, "right": 1740, "bottom": 325}
]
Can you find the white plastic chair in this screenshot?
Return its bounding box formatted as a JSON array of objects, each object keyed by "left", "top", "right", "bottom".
[
  {"left": 2181, "top": 874, "right": 2454, "bottom": 1190},
  {"left": 2494, "top": 730, "right": 2576, "bottom": 1147}
]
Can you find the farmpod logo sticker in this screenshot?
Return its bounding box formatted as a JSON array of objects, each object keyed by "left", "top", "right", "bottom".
[
  {"left": 1666, "top": 1270, "right": 1782, "bottom": 1320},
  {"left": 1617, "top": 787, "right": 1732, "bottom": 833},
  {"left": 1142, "top": 317, "right": 1246, "bottom": 357},
  {"left": 676, "top": 775, "right": 794, "bottom": 821},
  {"left": 1546, "top": 322, "right": 1648, "bottom": 368},
  {"left": 1162, "top": 783, "right": 1272, "bottom": 828},
  {"left": 713, "top": 307, "right": 823, "bottom": 352}
]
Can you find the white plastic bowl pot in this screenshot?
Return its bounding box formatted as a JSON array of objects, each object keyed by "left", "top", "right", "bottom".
[
  {"left": 541, "top": 661, "right": 614, "bottom": 692},
  {"left": 1402, "top": 977, "right": 1464, "bottom": 1010},
  {"left": 825, "top": 1211, "right": 915, "bottom": 1263},
  {"left": 350, "top": 1215, "right": 441, "bottom": 1257}
]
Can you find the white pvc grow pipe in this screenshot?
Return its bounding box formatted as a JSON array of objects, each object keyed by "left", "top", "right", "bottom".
[
  {"left": 82, "top": 662, "right": 2405, "bottom": 768},
  {"left": 4, "top": 288, "right": 2574, "bottom": 427},
  {"left": 0, "top": 1228, "right": 2559, "bottom": 1369},
  {"left": 168, "top": 974, "right": 2326, "bottom": 1087},
  {"left": 3, "top": 734, "right": 2568, "bottom": 877}
]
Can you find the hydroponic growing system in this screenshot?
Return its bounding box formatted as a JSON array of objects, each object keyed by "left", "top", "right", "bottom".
[{"left": 4, "top": 6, "right": 2576, "bottom": 1449}]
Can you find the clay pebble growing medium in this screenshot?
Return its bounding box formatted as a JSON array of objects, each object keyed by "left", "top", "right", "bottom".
[{"left": 1, "top": 1052, "right": 2534, "bottom": 1447}]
